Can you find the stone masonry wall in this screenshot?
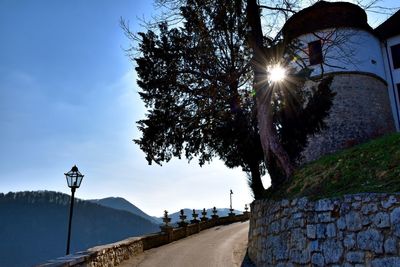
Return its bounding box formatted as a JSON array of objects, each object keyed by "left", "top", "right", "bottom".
[
  {"left": 39, "top": 213, "right": 249, "bottom": 267},
  {"left": 248, "top": 193, "right": 400, "bottom": 266},
  {"left": 301, "top": 74, "right": 395, "bottom": 163}
]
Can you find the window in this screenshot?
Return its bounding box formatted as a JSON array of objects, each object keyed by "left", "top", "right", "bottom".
[
  {"left": 391, "top": 43, "right": 400, "bottom": 69},
  {"left": 396, "top": 84, "right": 400, "bottom": 120},
  {"left": 397, "top": 84, "right": 400, "bottom": 104},
  {"left": 308, "top": 40, "right": 323, "bottom": 65}
]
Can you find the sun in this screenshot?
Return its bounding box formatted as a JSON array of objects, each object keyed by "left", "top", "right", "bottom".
[{"left": 267, "top": 64, "right": 287, "bottom": 83}]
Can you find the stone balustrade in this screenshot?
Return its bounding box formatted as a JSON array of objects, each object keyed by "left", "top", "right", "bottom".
[
  {"left": 248, "top": 193, "right": 400, "bottom": 266},
  {"left": 38, "top": 208, "right": 249, "bottom": 267}
]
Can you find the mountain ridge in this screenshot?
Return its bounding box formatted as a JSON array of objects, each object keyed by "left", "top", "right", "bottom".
[
  {"left": 88, "top": 197, "right": 245, "bottom": 224},
  {"left": 88, "top": 197, "right": 162, "bottom": 224},
  {"left": 0, "top": 191, "right": 159, "bottom": 267}
]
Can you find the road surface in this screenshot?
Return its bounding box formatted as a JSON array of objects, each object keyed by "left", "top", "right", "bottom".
[{"left": 119, "top": 221, "right": 250, "bottom": 267}]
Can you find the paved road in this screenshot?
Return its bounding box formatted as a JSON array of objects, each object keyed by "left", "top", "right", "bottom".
[{"left": 119, "top": 221, "right": 250, "bottom": 267}]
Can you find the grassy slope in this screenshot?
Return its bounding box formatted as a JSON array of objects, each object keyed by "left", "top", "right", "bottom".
[{"left": 266, "top": 133, "right": 400, "bottom": 200}]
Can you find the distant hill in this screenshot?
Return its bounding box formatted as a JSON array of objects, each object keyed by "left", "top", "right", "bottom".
[
  {"left": 87, "top": 198, "right": 243, "bottom": 224},
  {"left": 88, "top": 197, "right": 162, "bottom": 224},
  {"left": 0, "top": 191, "right": 160, "bottom": 267},
  {"left": 166, "top": 208, "right": 243, "bottom": 223}
]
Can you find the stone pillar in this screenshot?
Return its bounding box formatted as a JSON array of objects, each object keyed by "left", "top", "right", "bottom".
[
  {"left": 190, "top": 209, "right": 200, "bottom": 224},
  {"left": 178, "top": 209, "right": 188, "bottom": 228},
  {"left": 243, "top": 204, "right": 250, "bottom": 219},
  {"left": 160, "top": 210, "right": 173, "bottom": 242},
  {"left": 228, "top": 208, "right": 236, "bottom": 217},
  {"left": 178, "top": 209, "right": 189, "bottom": 237},
  {"left": 211, "top": 206, "right": 219, "bottom": 220},
  {"left": 191, "top": 209, "right": 200, "bottom": 233},
  {"left": 201, "top": 208, "right": 208, "bottom": 222}
]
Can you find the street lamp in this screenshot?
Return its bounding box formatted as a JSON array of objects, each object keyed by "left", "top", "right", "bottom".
[
  {"left": 229, "top": 189, "right": 235, "bottom": 216},
  {"left": 230, "top": 189, "right": 233, "bottom": 210},
  {"left": 64, "top": 165, "right": 84, "bottom": 255}
]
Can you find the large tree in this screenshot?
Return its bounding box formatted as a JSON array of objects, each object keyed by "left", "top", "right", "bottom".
[{"left": 128, "top": 0, "right": 336, "bottom": 198}]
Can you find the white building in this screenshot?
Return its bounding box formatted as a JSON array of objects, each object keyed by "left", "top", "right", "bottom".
[
  {"left": 376, "top": 10, "right": 400, "bottom": 131},
  {"left": 280, "top": 1, "right": 399, "bottom": 162}
]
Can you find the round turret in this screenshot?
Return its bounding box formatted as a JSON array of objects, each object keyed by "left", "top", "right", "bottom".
[
  {"left": 279, "top": 1, "right": 396, "bottom": 162},
  {"left": 282, "top": 1, "right": 372, "bottom": 41}
]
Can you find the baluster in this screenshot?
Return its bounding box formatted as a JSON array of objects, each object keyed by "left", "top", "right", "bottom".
[
  {"left": 178, "top": 209, "right": 188, "bottom": 227},
  {"left": 201, "top": 208, "right": 208, "bottom": 222},
  {"left": 191, "top": 209, "right": 199, "bottom": 224},
  {"left": 211, "top": 206, "right": 219, "bottom": 220},
  {"left": 160, "top": 210, "right": 173, "bottom": 241},
  {"left": 163, "top": 210, "right": 171, "bottom": 226},
  {"left": 244, "top": 204, "right": 250, "bottom": 219}
]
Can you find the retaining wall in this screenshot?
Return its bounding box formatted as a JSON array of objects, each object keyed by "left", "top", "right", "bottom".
[
  {"left": 248, "top": 193, "right": 400, "bottom": 266},
  {"left": 39, "top": 213, "right": 249, "bottom": 267}
]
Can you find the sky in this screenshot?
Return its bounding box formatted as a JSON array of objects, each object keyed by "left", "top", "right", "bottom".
[{"left": 0, "top": 0, "right": 398, "bottom": 217}]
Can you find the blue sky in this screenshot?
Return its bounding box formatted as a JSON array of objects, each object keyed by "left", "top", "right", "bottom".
[
  {"left": 0, "top": 0, "right": 398, "bottom": 216},
  {"left": 0, "top": 0, "right": 253, "bottom": 216}
]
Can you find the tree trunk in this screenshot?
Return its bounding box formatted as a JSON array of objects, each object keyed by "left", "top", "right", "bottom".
[
  {"left": 249, "top": 162, "right": 264, "bottom": 199},
  {"left": 246, "top": 0, "right": 294, "bottom": 184},
  {"left": 256, "top": 89, "right": 293, "bottom": 184}
]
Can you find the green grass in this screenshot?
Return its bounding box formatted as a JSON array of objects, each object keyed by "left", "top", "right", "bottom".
[{"left": 265, "top": 133, "right": 400, "bottom": 200}]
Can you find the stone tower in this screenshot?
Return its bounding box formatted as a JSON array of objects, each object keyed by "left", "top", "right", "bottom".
[{"left": 281, "top": 1, "right": 395, "bottom": 162}]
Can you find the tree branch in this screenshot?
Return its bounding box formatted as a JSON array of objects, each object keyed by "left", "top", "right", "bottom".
[{"left": 258, "top": 4, "right": 296, "bottom": 14}]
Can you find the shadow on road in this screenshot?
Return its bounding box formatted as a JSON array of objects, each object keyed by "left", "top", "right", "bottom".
[{"left": 241, "top": 253, "right": 256, "bottom": 267}]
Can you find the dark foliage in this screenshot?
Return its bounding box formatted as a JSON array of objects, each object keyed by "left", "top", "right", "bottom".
[
  {"left": 134, "top": 0, "right": 266, "bottom": 192},
  {"left": 132, "top": 0, "right": 335, "bottom": 197},
  {"left": 266, "top": 74, "right": 335, "bottom": 186},
  {"left": 277, "top": 76, "right": 335, "bottom": 161}
]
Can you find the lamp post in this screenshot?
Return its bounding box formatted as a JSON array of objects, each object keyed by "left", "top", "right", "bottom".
[
  {"left": 229, "top": 189, "right": 235, "bottom": 216},
  {"left": 64, "top": 165, "right": 84, "bottom": 255},
  {"left": 230, "top": 189, "right": 233, "bottom": 210}
]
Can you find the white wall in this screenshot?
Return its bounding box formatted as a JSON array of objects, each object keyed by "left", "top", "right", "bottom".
[
  {"left": 289, "top": 27, "right": 400, "bottom": 131},
  {"left": 382, "top": 35, "right": 400, "bottom": 131},
  {"left": 292, "top": 28, "right": 386, "bottom": 80}
]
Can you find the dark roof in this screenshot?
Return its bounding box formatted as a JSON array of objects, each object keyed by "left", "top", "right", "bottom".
[
  {"left": 375, "top": 10, "right": 400, "bottom": 40},
  {"left": 282, "top": 1, "right": 373, "bottom": 41}
]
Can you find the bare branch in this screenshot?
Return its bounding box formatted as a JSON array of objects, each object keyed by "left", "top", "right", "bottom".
[{"left": 258, "top": 4, "right": 297, "bottom": 14}]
